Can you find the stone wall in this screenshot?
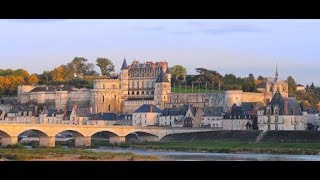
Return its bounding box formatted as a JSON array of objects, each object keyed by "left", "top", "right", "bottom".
[{"left": 242, "top": 92, "right": 265, "bottom": 103}]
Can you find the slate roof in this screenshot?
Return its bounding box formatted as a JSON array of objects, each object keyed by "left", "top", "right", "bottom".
[
  {"left": 165, "top": 67, "right": 170, "bottom": 74},
  {"left": 89, "top": 113, "right": 117, "bottom": 121},
  {"left": 287, "top": 97, "right": 302, "bottom": 115},
  {"left": 75, "top": 108, "right": 92, "bottom": 117},
  {"left": 257, "top": 82, "right": 266, "bottom": 88},
  {"left": 269, "top": 91, "right": 285, "bottom": 115},
  {"left": 203, "top": 107, "right": 224, "bottom": 116},
  {"left": 297, "top": 84, "right": 304, "bottom": 87},
  {"left": 155, "top": 70, "right": 169, "bottom": 83},
  {"left": 121, "top": 58, "right": 128, "bottom": 70},
  {"left": 117, "top": 114, "right": 133, "bottom": 120},
  {"left": 134, "top": 104, "right": 162, "bottom": 113},
  {"left": 161, "top": 104, "right": 190, "bottom": 116}
]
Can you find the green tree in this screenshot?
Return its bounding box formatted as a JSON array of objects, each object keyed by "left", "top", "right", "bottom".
[
  {"left": 287, "top": 76, "right": 297, "bottom": 94},
  {"left": 257, "top": 75, "right": 266, "bottom": 81},
  {"left": 170, "top": 65, "right": 187, "bottom": 81},
  {"left": 70, "top": 57, "right": 88, "bottom": 77},
  {"left": 83, "top": 63, "right": 99, "bottom": 76},
  {"left": 96, "top": 58, "right": 115, "bottom": 77}
]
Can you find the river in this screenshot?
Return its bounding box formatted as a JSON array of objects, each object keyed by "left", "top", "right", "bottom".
[{"left": 89, "top": 146, "right": 320, "bottom": 161}]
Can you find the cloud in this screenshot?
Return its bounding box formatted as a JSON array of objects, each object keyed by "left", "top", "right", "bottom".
[
  {"left": 131, "top": 26, "right": 165, "bottom": 31},
  {"left": 203, "top": 24, "right": 265, "bottom": 35}
]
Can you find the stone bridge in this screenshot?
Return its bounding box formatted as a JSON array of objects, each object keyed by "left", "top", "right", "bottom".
[{"left": 0, "top": 124, "right": 213, "bottom": 147}]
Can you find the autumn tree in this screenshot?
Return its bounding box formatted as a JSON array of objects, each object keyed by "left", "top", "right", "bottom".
[
  {"left": 96, "top": 58, "right": 115, "bottom": 77},
  {"left": 28, "top": 74, "right": 39, "bottom": 85}
]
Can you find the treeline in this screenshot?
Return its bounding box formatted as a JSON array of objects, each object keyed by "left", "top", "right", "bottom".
[
  {"left": 38, "top": 57, "right": 115, "bottom": 88},
  {"left": 0, "top": 69, "right": 39, "bottom": 96}
]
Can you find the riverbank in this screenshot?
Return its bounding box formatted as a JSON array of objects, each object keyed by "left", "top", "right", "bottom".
[
  {"left": 128, "top": 141, "right": 320, "bottom": 155},
  {"left": 0, "top": 145, "right": 158, "bottom": 161}
]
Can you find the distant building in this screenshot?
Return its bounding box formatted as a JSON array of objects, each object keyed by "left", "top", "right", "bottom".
[
  {"left": 257, "top": 91, "right": 307, "bottom": 131},
  {"left": 296, "top": 84, "right": 305, "bottom": 91},
  {"left": 132, "top": 104, "right": 162, "bottom": 126}
]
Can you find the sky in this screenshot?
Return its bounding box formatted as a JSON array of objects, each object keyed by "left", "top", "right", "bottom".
[{"left": 0, "top": 19, "right": 319, "bottom": 86}]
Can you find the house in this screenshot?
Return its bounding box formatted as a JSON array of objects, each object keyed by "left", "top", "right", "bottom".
[
  {"left": 70, "top": 106, "right": 92, "bottom": 125},
  {"left": 296, "top": 84, "right": 305, "bottom": 91},
  {"left": 257, "top": 91, "right": 307, "bottom": 131},
  {"left": 116, "top": 114, "right": 133, "bottom": 126},
  {"left": 201, "top": 107, "right": 224, "bottom": 127},
  {"left": 132, "top": 104, "right": 162, "bottom": 126},
  {"left": 86, "top": 113, "right": 118, "bottom": 126},
  {"left": 159, "top": 104, "right": 189, "bottom": 127}
]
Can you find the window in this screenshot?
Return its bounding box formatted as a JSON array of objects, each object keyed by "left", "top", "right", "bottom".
[
  {"left": 108, "top": 105, "right": 111, "bottom": 111},
  {"left": 103, "top": 95, "right": 105, "bottom": 102},
  {"left": 103, "top": 84, "right": 105, "bottom": 89},
  {"left": 137, "top": 91, "right": 140, "bottom": 95}
]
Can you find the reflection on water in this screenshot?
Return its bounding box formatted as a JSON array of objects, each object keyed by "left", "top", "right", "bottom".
[{"left": 89, "top": 146, "right": 320, "bottom": 161}]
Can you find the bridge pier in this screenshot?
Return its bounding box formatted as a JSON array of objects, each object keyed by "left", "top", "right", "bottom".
[
  {"left": 109, "top": 136, "right": 126, "bottom": 144},
  {"left": 1, "top": 136, "right": 18, "bottom": 146},
  {"left": 75, "top": 136, "right": 91, "bottom": 147},
  {"left": 39, "top": 136, "right": 55, "bottom": 147}
]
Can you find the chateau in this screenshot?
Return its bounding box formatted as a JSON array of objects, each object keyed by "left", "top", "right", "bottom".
[{"left": 17, "top": 59, "right": 171, "bottom": 114}]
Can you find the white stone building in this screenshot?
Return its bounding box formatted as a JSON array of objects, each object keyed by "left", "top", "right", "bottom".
[
  {"left": 257, "top": 92, "right": 307, "bottom": 131},
  {"left": 132, "top": 104, "right": 162, "bottom": 126}
]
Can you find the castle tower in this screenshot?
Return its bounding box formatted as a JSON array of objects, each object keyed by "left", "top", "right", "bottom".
[
  {"left": 120, "top": 58, "right": 129, "bottom": 98},
  {"left": 154, "top": 70, "right": 171, "bottom": 109}
]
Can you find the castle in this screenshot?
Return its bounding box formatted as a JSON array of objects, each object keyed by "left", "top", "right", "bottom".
[{"left": 17, "top": 59, "right": 171, "bottom": 114}]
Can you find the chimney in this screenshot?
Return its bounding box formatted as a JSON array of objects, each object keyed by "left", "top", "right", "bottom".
[{"left": 150, "top": 105, "right": 153, "bottom": 113}]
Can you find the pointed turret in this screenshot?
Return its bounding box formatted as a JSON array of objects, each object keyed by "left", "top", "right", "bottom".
[
  {"left": 155, "top": 70, "right": 170, "bottom": 83},
  {"left": 165, "top": 67, "right": 170, "bottom": 74},
  {"left": 121, "top": 58, "right": 128, "bottom": 70},
  {"left": 275, "top": 64, "right": 278, "bottom": 82}
]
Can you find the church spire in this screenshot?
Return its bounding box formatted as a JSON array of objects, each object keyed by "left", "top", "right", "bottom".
[
  {"left": 121, "top": 58, "right": 128, "bottom": 70},
  {"left": 275, "top": 64, "right": 278, "bottom": 82}
]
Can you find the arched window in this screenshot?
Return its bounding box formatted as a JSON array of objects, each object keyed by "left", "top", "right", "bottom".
[
  {"left": 142, "top": 91, "right": 144, "bottom": 95},
  {"left": 132, "top": 91, "right": 134, "bottom": 95},
  {"left": 108, "top": 104, "right": 111, "bottom": 111},
  {"left": 137, "top": 91, "right": 140, "bottom": 95}
]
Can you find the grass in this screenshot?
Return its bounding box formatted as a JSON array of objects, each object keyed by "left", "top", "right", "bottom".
[
  {"left": 130, "top": 141, "right": 320, "bottom": 155},
  {"left": 171, "top": 86, "right": 221, "bottom": 93},
  {"left": 0, "top": 145, "right": 158, "bottom": 161}
]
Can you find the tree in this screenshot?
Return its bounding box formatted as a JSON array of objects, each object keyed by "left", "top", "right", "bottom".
[
  {"left": 83, "top": 63, "right": 99, "bottom": 76},
  {"left": 96, "top": 58, "right": 115, "bottom": 77},
  {"left": 170, "top": 65, "right": 187, "bottom": 81},
  {"left": 28, "top": 74, "right": 39, "bottom": 85},
  {"left": 13, "top": 69, "right": 30, "bottom": 82},
  {"left": 257, "top": 75, "right": 266, "bottom": 81},
  {"left": 52, "top": 66, "right": 65, "bottom": 82},
  {"left": 70, "top": 57, "right": 88, "bottom": 77},
  {"left": 194, "top": 68, "right": 223, "bottom": 88},
  {"left": 287, "top": 76, "right": 297, "bottom": 94},
  {"left": 248, "top": 73, "right": 255, "bottom": 81}
]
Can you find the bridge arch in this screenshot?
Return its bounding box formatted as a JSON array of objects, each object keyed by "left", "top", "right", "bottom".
[
  {"left": 0, "top": 130, "right": 11, "bottom": 138},
  {"left": 54, "top": 130, "right": 88, "bottom": 147},
  {"left": 16, "top": 129, "right": 50, "bottom": 147},
  {"left": 90, "top": 130, "right": 120, "bottom": 145},
  {"left": 125, "top": 131, "right": 160, "bottom": 142}
]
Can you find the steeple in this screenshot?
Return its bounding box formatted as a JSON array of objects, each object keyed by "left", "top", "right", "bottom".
[
  {"left": 275, "top": 64, "right": 278, "bottom": 82},
  {"left": 121, "top": 58, "right": 128, "bottom": 70}
]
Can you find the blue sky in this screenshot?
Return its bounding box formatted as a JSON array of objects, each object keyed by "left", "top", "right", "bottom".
[{"left": 0, "top": 19, "right": 319, "bottom": 86}]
